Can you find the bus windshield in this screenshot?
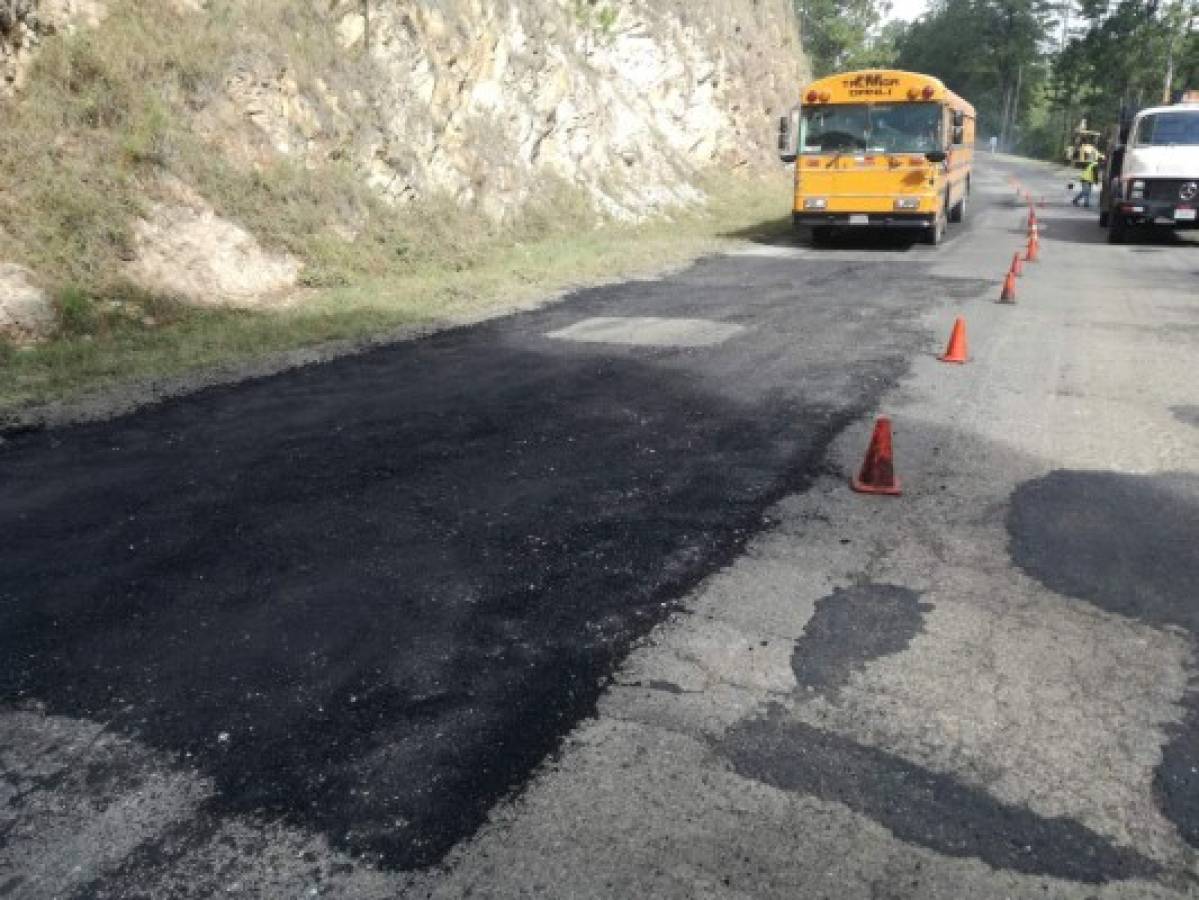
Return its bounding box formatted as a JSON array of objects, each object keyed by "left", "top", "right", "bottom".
[
  {"left": 1133, "top": 112, "right": 1199, "bottom": 146},
  {"left": 800, "top": 103, "right": 943, "bottom": 154}
]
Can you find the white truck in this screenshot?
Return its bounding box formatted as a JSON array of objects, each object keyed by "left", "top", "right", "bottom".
[{"left": 1099, "top": 95, "right": 1199, "bottom": 243}]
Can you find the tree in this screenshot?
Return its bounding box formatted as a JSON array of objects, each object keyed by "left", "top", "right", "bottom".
[
  {"left": 1059, "top": 0, "right": 1197, "bottom": 131},
  {"left": 795, "top": 0, "right": 1197, "bottom": 158},
  {"left": 794, "top": 0, "right": 893, "bottom": 75},
  {"left": 891, "top": 0, "right": 1054, "bottom": 147}
]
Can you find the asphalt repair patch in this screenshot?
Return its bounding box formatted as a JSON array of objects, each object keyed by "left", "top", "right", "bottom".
[
  {"left": 721, "top": 581, "right": 1156, "bottom": 884},
  {"left": 1008, "top": 470, "right": 1199, "bottom": 849},
  {"left": 791, "top": 583, "right": 931, "bottom": 697},
  {"left": 721, "top": 710, "right": 1159, "bottom": 884},
  {"left": 1171, "top": 405, "right": 1199, "bottom": 429},
  {"left": 0, "top": 252, "right": 954, "bottom": 873}
]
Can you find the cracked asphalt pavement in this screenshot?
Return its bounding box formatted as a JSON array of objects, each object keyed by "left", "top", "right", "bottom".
[{"left": 3, "top": 156, "right": 1199, "bottom": 898}]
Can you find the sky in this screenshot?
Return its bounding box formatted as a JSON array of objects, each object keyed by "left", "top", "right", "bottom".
[{"left": 884, "top": 0, "right": 929, "bottom": 23}]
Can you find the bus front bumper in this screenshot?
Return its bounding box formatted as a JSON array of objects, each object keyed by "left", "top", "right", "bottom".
[{"left": 793, "top": 212, "right": 936, "bottom": 230}]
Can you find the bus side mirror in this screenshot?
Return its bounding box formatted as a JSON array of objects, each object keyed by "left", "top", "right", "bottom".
[
  {"left": 952, "top": 110, "right": 965, "bottom": 127},
  {"left": 925, "top": 149, "right": 948, "bottom": 163},
  {"left": 778, "top": 114, "right": 798, "bottom": 163}
]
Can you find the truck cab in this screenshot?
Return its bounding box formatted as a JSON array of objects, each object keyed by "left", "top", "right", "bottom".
[{"left": 1099, "top": 99, "right": 1199, "bottom": 243}]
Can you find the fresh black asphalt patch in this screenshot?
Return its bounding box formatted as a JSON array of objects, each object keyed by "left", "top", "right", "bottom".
[
  {"left": 721, "top": 710, "right": 1159, "bottom": 884},
  {"left": 0, "top": 252, "right": 970, "bottom": 873},
  {"left": 1007, "top": 470, "right": 1199, "bottom": 849},
  {"left": 721, "top": 579, "right": 1157, "bottom": 885},
  {"left": 791, "top": 583, "right": 930, "bottom": 697}
]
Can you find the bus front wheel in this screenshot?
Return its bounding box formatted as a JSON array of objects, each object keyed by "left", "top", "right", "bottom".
[{"left": 949, "top": 193, "right": 966, "bottom": 223}]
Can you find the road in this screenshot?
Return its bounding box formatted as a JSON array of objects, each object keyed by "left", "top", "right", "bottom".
[{"left": 2, "top": 156, "right": 1198, "bottom": 898}]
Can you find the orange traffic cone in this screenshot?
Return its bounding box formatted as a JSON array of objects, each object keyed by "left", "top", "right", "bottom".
[
  {"left": 999, "top": 268, "right": 1017, "bottom": 303},
  {"left": 851, "top": 417, "right": 902, "bottom": 496},
  {"left": 1011, "top": 251, "right": 1023, "bottom": 277},
  {"left": 1024, "top": 232, "right": 1039, "bottom": 262},
  {"left": 1027, "top": 208, "right": 1037, "bottom": 229},
  {"left": 938, "top": 317, "right": 969, "bottom": 363}
]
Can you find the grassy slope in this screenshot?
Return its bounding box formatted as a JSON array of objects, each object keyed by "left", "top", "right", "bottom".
[
  {"left": 0, "top": 177, "right": 792, "bottom": 413},
  {"left": 0, "top": 1, "right": 793, "bottom": 414}
]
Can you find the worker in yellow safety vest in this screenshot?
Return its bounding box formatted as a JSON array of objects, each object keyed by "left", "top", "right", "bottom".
[{"left": 1072, "top": 156, "right": 1102, "bottom": 208}]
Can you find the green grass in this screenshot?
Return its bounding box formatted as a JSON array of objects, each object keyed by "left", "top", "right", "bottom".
[{"left": 0, "top": 175, "right": 794, "bottom": 413}]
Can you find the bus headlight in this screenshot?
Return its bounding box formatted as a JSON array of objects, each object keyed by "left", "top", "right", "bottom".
[
  {"left": 803, "top": 198, "right": 828, "bottom": 210},
  {"left": 893, "top": 198, "right": 921, "bottom": 210}
]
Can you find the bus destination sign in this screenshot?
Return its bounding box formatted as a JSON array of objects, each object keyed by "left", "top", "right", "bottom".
[{"left": 842, "top": 74, "right": 902, "bottom": 98}]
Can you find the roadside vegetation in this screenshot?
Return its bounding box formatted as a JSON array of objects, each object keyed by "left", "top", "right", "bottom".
[
  {"left": 0, "top": 1, "right": 793, "bottom": 415},
  {"left": 0, "top": 173, "right": 790, "bottom": 414},
  {"left": 793, "top": 0, "right": 1198, "bottom": 156}
]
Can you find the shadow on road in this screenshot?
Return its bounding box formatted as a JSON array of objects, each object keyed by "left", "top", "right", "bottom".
[
  {"left": 721, "top": 216, "right": 927, "bottom": 254},
  {"left": 1036, "top": 213, "right": 1199, "bottom": 248}
]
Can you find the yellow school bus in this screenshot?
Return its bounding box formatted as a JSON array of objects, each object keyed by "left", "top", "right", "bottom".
[{"left": 778, "top": 70, "right": 976, "bottom": 245}]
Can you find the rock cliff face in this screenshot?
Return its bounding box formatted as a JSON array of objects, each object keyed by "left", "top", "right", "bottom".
[
  {"left": 207, "top": 0, "right": 807, "bottom": 220},
  {"left": 0, "top": 0, "right": 105, "bottom": 95},
  {"left": 0, "top": 0, "right": 806, "bottom": 321}
]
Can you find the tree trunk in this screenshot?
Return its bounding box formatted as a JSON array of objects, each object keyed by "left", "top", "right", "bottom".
[{"left": 999, "top": 85, "right": 1012, "bottom": 150}]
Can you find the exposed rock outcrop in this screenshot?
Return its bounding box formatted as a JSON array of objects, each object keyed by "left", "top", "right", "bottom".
[
  {"left": 127, "top": 180, "right": 302, "bottom": 308},
  {"left": 209, "top": 0, "right": 806, "bottom": 220},
  {"left": 1, "top": 0, "right": 106, "bottom": 95},
  {"left": 0, "top": 262, "right": 54, "bottom": 339}
]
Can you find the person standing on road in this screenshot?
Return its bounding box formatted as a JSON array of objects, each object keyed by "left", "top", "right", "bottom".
[{"left": 1072, "top": 156, "right": 1102, "bottom": 208}]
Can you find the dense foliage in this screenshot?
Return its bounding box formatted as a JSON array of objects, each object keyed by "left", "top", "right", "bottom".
[{"left": 794, "top": 0, "right": 1199, "bottom": 157}]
